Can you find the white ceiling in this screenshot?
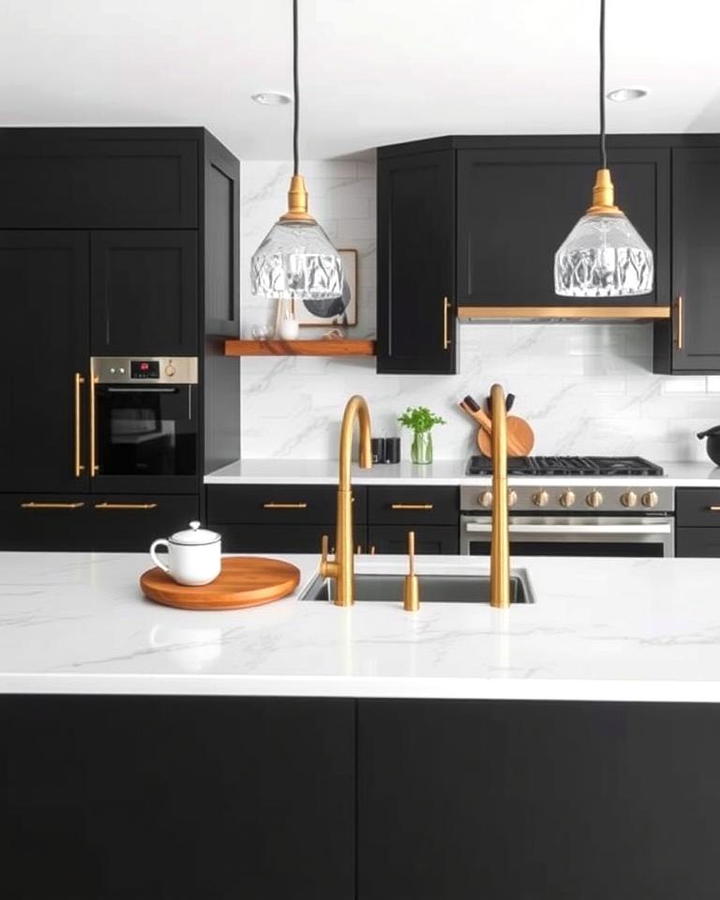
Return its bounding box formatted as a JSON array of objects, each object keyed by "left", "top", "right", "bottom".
[{"left": 2, "top": 0, "right": 719, "bottom": 160}]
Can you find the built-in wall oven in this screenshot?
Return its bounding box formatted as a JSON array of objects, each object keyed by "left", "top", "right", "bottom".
[
  {"left": 460, "top": 485, "right": 675, "bottom": 558},
  {"left": 90, "top": 357, "right": 199, "bottom": 493}
]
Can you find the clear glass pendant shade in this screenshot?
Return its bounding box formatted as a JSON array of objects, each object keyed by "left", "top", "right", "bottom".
[
  {"left": 251, "top": 218, "right": 343, "bottom": 301},
  {"left": 554, "top": 210, "right": 654, "bottom": 297}
]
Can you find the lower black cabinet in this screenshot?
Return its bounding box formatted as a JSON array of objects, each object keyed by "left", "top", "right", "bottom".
[
  {"left": 368, "top": 524, "right": 458, "bottom": 555},
  {"left": 217, "top": 522, "right": 367, "bottom": 554},
  {"left": 357, "top": 699, "right": 720, "bottom": 900},
  {"left": 676, "top": 527, "right": 720, "bottom": 557},
  {"left": 1, "top": 695, "right": 355, "bottom": 900}
]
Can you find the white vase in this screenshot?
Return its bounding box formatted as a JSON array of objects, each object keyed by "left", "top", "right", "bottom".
[{"left": 277, "top": 317, "right": 299, "bottom": 340}]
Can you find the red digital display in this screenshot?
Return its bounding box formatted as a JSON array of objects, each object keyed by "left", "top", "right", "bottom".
[{"left": 130, "top": 360, "right": 160, "bottom": 379}]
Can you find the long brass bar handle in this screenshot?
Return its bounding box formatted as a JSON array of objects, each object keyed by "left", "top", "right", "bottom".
[
  {"left": 708, "top": 506, "right": 720, "bottom": 512},
  {"left": 21, "top": 502, "right": 85, "bottom": 509},
  {"left": 391, "top": 503, "right": 434, "bottom": 510},
  {"left": 443, "top": 297, "right": 452, "bottom": 350},
  {"left": 263, "top": 502, "right": 308, "bottom": 509},
  {"left": 94, "top": 502, "right": 158, "bottom": 510},
  {"left": 74, "top": 373, "right": 85, "bottom": 477},
  {"left": 675, "top": 295, "right": 684, "bottom": 350},
  {"left": 89, "top": 373, "right": 99, "bottom": 475}
]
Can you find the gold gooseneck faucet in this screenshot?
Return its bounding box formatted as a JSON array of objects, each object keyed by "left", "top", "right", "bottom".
[
  {"left": 489, "top": 383, "right": 511, "bottom": 608},
  {"left": 320, "top": 395, "right": 373, "bottom": 606}
]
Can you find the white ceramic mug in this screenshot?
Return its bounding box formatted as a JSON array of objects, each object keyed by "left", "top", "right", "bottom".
[{"left": 150, "top": 521, "right": 222, "bottom": 586}]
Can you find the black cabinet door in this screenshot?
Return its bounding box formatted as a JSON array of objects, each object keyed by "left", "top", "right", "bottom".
[
  {"left": 676, "top": 527, "right": 720, "bottom": 558},
  {"left": 91, "top": 230, "right": 198, "bottom": 357},
  {"left": 0, "top": 494, "right": 92, "bottom": 550},
  {"left": 377, "top": 150, "right": 456, "bottom": 374},
  {"left": 666, "top": 148, "right": 720, "bottom": 371},
  {"left": 0, "top": 231, "right": 90, "bottom": 492},
  {"left": 368, "top": 524, "right": 458, "bottom": 555},
  {"left": 358, "top": 699, "right": 720, "bottom": 900},
  {"left": 457, "top": 147, "right": 670, "bottom": 307},
  {"left": 1, "top": 695, "right": 355, "bottom": 900}
]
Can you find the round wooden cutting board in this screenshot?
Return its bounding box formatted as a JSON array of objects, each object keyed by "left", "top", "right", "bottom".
[{"left": 140, "top": 557, "right": 301, "bottom": 611}]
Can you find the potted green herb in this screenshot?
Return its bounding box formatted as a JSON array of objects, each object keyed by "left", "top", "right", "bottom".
[{"left": 398, "top": 406, "right": 446, "bottom": 465}]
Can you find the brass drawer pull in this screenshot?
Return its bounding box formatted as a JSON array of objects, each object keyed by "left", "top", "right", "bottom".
[
  {"left": 263, "top": 502, "right": 308, "bottom": 509},
  {"left": 94, "top": 502, "right": 158, "bottom": 510},
  {"left": 391, "top": 503, "right": 434, "bottom": 511},
  {"left": 74, "top": 373, "right": 85, "bottom": 478},
  {"left": 442, "top": 297, "right": 452, "bottom": 350},
  {"left": 707, "top": 506, "right": 720, "bottom": 512},
  {"left": 675, "top": 295, "right": 684, "bottom": 350},
  {"left": 21, "top": 501, "right": 85, "bottom": 510}
]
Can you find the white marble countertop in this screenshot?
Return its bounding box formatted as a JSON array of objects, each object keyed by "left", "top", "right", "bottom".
[
  {"left": 3, "top": 551, "right": 720, "bottom": 703},
  {"left": 204, "top": 458, "right": 720, "bottom": 487}
]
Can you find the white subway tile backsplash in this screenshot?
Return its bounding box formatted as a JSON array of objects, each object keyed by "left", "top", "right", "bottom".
[{"left": 238, "top": 159, "right": 720, "bottom": 464}]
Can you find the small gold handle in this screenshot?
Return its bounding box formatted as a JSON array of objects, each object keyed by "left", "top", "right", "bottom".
[
  {"left": 443, "top": 297, "right": 452, "bottom": 350},
  {"left": 263, "top": 502, "right": 308, "bottom": 509},
  {"left": 74, "top": 373, "right": 85, "bottom": 477},
  {"left": 356, "top": 544, "right": 363, "bottom": 554},
  {"left": 89, "top": 373, "right": 99, "bottom": 475},
  {"left": 675, "top": 295, "right": 684, "bottom": 350},
  {"left": 369, "top": 545, "right": 376, "bottom": 555},
  {"left": 21, "top": 501, "right": 85, "bottom": 509},
  {"left": 708, "top": 506, "right": 720, "bottom": 512},
  {"left": 94, "top": 502, "right": 158, "bottom": 510},
  {"left": 391, "top": 503, "right": 434, "bottom": 511}
]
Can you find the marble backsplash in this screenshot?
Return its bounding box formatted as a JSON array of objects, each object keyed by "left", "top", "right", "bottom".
[{"left": 239, "top": 159, "right": 720, "bottom": 463}]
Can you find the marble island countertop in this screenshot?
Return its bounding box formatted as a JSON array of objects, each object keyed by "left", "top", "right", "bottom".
[
  {"left": 204, "top": 458, "right": 720, "bottom": 487},
  {"left": 3, "top": 551, "right": 720, "bottom": 702}
]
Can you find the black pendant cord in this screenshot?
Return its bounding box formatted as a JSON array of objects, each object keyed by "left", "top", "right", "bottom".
[
  {"left": 599, "top": 0, "right": 607, "bottom": 169},
  {"left": 292, "top": 0, "right": 299, "bottom": 176}
]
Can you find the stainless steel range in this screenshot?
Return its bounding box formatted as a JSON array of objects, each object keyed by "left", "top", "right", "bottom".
[{"left": 461, "top": 456, "right": 675, "bottom": 557}]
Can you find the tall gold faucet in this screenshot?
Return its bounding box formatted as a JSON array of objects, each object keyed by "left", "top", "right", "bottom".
[
  {"left": 490, "top": 383, "right": 511, "bottom": 608},
  {"left": 320, "top": 395, "right": 372, "bottom": 606}
]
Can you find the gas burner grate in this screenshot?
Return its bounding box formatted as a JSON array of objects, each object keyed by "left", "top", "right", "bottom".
[{"left": 467, "top": 456, "right": 664, "bottom": 477}]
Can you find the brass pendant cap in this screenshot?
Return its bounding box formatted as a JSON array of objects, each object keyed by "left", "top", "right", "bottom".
[
  {"left": 279, "top": 174, "right": 316, "bottom": 222},
  {"left": 586, "top": 168, "right": 623, "bottom": 216}
]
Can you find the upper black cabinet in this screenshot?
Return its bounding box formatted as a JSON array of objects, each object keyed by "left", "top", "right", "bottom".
[
  {"left": 0, "top": 132, "right": 197, "bottom": 228},
  {"left": 377, "top": 150, "right": 456, "bottom": 374},
  {"left": 457, "top": 146, "right": 670, "bottom": 307},
  {"left": 91, "top": 230, "right": 198, "bottom": 357}
]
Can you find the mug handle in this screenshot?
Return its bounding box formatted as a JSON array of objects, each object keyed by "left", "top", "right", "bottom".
[{"left": 150, "top": 539, "right": 171, "bottom": 573}]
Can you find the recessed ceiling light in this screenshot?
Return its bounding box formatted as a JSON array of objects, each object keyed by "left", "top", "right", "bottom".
[
  {"left": 607, "top": 87, "right": 648, "bottom": 103},
  {"left": 252, "top": 92, "right": 292, "bottom": 106}
]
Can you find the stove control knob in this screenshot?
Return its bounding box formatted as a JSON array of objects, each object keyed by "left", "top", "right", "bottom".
[
  {"left": 586, "top": 490, "right": 603, "bottom": 509},
  {"left": 478, "top": 490, "right": 493, "bottom": 508},
  {"left": 559, "top": 490, "right": 576, "bottom": 508},
  {"left": 642, "top": 490, "right": 659, "bottom": 509},
  {"left": 532, "top": 490, "right": 549, "bottom": 508},
  {"left": 620, "top": 490, "right": 638, "bottom": 508},
  {"left": 508, "top": 489, "right": 518, "bottom": 508},
  {"left": 165, "top": 363, "right": 176, "bottom": 377}
]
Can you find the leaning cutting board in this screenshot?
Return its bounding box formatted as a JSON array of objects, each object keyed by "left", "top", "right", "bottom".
[
  {"left": 459, "top": 396, "right": 535, "bottom": 457},
  {"left": 140, "top": 556, "right": 301, "bottom": 610}
]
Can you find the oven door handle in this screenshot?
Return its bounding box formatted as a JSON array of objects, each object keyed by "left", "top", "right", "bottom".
[
  {"left": 463, "top": 522, "right": 673, "bottom": 536},
  {"left": 103, "top": 387, "right": 178, "bottom": 393}
]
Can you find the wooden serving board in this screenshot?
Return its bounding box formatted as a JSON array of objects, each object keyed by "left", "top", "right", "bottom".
[{"left": 140, "top": 557, "right": 301, "bottom": 611}]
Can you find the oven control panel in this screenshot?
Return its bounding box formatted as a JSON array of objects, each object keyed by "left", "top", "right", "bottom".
[
  {"left": 460, "top": 484, "right": 675, "bottom": 514},
  {"left": 91, "top": 357, "right": 198, "bottom": 385}
]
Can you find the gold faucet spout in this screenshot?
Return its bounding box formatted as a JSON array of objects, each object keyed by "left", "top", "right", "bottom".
[
  {"left": 490, "top": 383, "right": 511, "bottom": 608},
  {"left": 321, "top": 395, "right": 373, "bottom": 606}
]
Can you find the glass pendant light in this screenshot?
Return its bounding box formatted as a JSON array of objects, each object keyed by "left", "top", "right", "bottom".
[
  {"left": 554, "top": 0, "right": 653, "bottom": 297},
  {"left": 251, "top": 0, "right": 343, "bottom": 303}
]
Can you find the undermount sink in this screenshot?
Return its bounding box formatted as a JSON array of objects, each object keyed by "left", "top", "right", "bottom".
[{"left": 301, "top": 571, "right": 534, "bottom": 605}]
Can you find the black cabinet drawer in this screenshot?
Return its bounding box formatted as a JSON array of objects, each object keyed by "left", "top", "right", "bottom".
[
  {"left": 368, "top": 486, "right": 458, "bottom": 525},
  {"left": 368, "top": 524, "right": 459, "bottom": 555},
  {"left": 89, "top": 494, "right": 199, "bottom": 552},
  {"left": 207, "top": 484, "right": 367, "bottom": 525},
  {"left": 0, "top": 135, "right": 198, "bottom": 228},
  {"left": 676, "top": 488, "right": 720, "bottom": 527},
  {"left": 0, "top": 494, "right": 93, "bottom": 551},
  {"left": 676, "top": 527, "right": 720, "bottom": 558},
  {"left": 215, "top": 523, "right": 368, "bottom": 555}
]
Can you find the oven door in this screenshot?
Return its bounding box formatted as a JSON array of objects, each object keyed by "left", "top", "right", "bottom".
[
  {"left": 461, "top": 515, "right": 674, "bottom": 557},
  {"left": 93, "top": 384, "right": 199, "bottom": 493}
]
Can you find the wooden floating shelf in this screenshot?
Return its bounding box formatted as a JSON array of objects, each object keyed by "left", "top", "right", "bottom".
[
  {"left": 458, "top": 306, "right": 671, "bottom": 321},
  {"left": 224, "top": 338, "right": 376, "bottom": 357}
]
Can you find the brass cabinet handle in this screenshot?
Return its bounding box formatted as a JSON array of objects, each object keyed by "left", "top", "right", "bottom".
[
  {"left": 707, "top": 506, "right": 720, "bottom": 512},
  {"left": 94, "top": 502, "right": 158, "bottom": 510},
  {"left": 74, "top": 373, "right": 85, "bottom": 477},
  {"left": 391, "top": 503, "right": 434, "bottom": 510},
  {"left": 21, "top": 501, "right": 85, "bottom": 509},
  {"left": 262, "top": 502, "right": 308, "bottom": 509},
  {"left": 89, "top": 373, "right": 99, "bottom": 475},
  {"left": 369, "top": 545, "right": 376, "bottom": 555},
  {"left": 675, "top": 295, "right": 684, "bottom": 350},
  {"left": 442, "top": 297, "right": 452, "bottom": 350}
]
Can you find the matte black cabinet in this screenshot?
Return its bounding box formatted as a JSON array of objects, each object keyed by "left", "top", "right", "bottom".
[
  {"left": 1, "top": 695, "right": 355, "bottom": 900},
  {"left": 675, "top": 487, "right": 720, "bottom": 557},
  {"left": 376, "top": 150, "right": 456, "bottom": 374},
  {"left": 358, "top": 699, "right": 720, "bottom": 900},
  {"left": 368, "top": 524, "right": 458, "bottom": 555}
]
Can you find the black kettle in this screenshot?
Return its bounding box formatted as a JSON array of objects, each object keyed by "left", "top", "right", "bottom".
[{"left": 697, "top": 425, "right": 720, "bottom": 466}]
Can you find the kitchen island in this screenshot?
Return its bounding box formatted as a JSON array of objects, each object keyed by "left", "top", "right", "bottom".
[{"left": 3, "top": 551, "right": 720, "bottom": 899}]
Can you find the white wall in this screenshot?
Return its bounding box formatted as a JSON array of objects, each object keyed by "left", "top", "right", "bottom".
[{"left": 240, "top": 159, "right": 720, "bottom": 463}]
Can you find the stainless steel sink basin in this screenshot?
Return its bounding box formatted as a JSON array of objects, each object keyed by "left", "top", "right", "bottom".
[{"left": 301, "top": 571, "right": 534, "bottom": 604}]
